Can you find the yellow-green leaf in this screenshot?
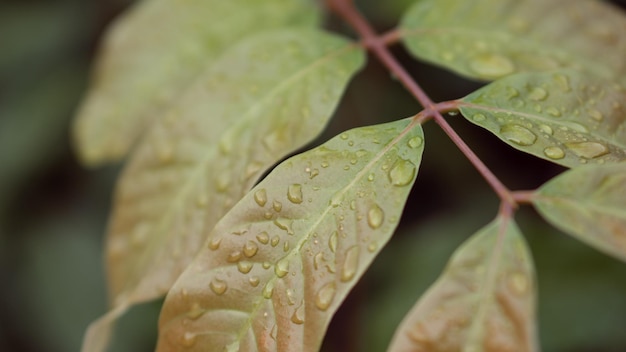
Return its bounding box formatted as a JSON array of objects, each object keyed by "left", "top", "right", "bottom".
[
  {"left": 400, "top": 0, "right": 626, "bottom": 81},
  {"left": 459, "top": 70, "right": 626, "bottom": 168},
  {"left": 387, "top": 217, "right": 538, "bottom": 352},
  {"left": 534, "top": 163, "right": 626, "bottom": 263},
  {"left": 82, "top": 29, "right": 364, "bottom": 352},
  {"left": 157, "top": 118, "right": 424, "bottom": 351},
  {"left": 73, "top": 0, "right": 319, "bottom": 165}
]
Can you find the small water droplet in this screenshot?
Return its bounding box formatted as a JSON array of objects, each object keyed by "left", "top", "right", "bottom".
[
  {"left": 286, "top": 289, "right": 297, "bottom": 305},
  {"left": 283, "top": 241, "right": 290, "bottom": 252},
  {"left": 328, "top": 231, "right": 338, "bottom": 253},
  {"left": 553, "top": 73, "right": 571, "bottom": 92},
  {"left": 367, "top": 242, "right": 378, "bottom": 253},
  {"left": 538, "top": 124, "right": 553, "bottom": 135},
  {"left": 215, "top": 172, "right": 230, "bottom": 192},
  {"left": 340, "top": 133, "right": 349, "bottom": 140},
  {"left": 469, "top": 53, "right": 515, "bottom": 78},
  {"left": 274, "top": 218, "right": 294, "bottom": 235},
  {"left": 341, "top": 246, "right": 360, "bottom": 282},
  {"left": 315, "top": 282, "right": 336, "bottom": 311},
  {"left": 367, "top": 173, "right": 375, "bottom": 182},
  {"left": 291, "top": 303, "right": 305, "bottom": 325},
  {"left": 225, "top": 341, "right": 240, "bottom": 352},
  {"left": 210, "top": 278, "right": 227, "bottom": 295},
  {"left": 243, "top": 241, "right": 258, "bottom": 258},
  {"left": 287, "top": 184, "right": 303, "bottom": 204},
  {"left": 208, "top": 237, "right": 221, "bottom": 250},
  {"left": 254, "top": 189, "right": 267, "bottom": 207},
  {"left": 546, "top": 107, "right": 561, "bottom": 117},
  {"left": 180, "top": 331, "right": 197, "bottom": 347},
  {"left": 388, "top": 159, "right": 416, "bottom": 187},
  {"left": 561, "top": 121, "right": 589, "bottom": 133},
  {"left": 227, "top": 250, "right": 242, "bottom": 263},
  {"left": 186, "top": 302, "right": 204, "bottom": 320},
  {"left": 472, "top": 113, "right": 486, "bottom": 122},
  {"left": 543, "top": 146, "right": 565, "bottom": 160},
  {"left": 271, "top": 235, "right": 280, "bottom": 247},
  {"left": 321, "top": 161, "right": 329, "bottom": 168},
  {"left": 249, "top": 276, "right": 260, "bottom": 287},
  {"left": 529, "top": 87, "right": 548, "bottom": 101},
  {"left": 263, "top": 281, "right": 274, "bottom": 299},
  {"left": 500, "top": 124, "right": 537, "bottom": 146},
  {"left": 565, "top": 141, "right": 609, "bottom": 159},
  {"left": 275, "top": 258, "right": 289, "bottom": 278},
  {"left": 256, "top": 232, "right": 269, "bottom": 244},
  {"left": 408, "top": 136, "right": 423, "bottom": 149},
  {"left": 314, "top": 252, "right": 324, "bottom": 270},
  {"left": 237, "top": 261, "right": 253, "bottom": 274},
  {"left": 262, "top": 261, "right": 272, "bottom": 269},
  {"left": 588, "top": 109, "right": 604, "bottom": 121},
  {"left": 367, "top": 204, "right": 384, "bottom": 229},
  {"left": 271, "top": 200, "right": 283, "bottom": 212}
]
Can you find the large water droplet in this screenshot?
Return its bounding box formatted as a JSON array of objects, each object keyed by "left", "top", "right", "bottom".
[
  {"left": 500, "top": 124, "right": 537, "bottom": 146},
  {"left": 287, "top": 184, "right": 303, "bottom": 204},
  {"left": 529, "top": 87, "right": 548, "bottom": 101},
  {"left": 315, "top": 282, "right": 336, "bottom": 311},
  {"left": 210, "top": 278, "right": 227, "bottom": 295},
  {"left": 254, "top": 189, "right": 267, "bottom": 207},
  {"left": 341, "top": 246, "right": 360, "bottom": 282},
  {"left": 469, "top": 53, "right": 515, "bottom": 78},
  {"left": 237, "top": 261, "right": 253, "bottom": 274},
  {"left": 367, "top": 204, "right": 384, "bottom": 229},
  {"left": 275, "top": 258, "right": 289, "bottom": 278},
  {"left": 256, "top": 232, "right": 270, "bottom": 245},
  {"left": 274, "top": 218, "right": 294, "bottom": 235},
  {"left": 272, "top": 200, "right": 282, "bottom": 212},
  {"left": 565, "top": 141, "right": 609, "bottom": 158},
  {"left": 291, "top": 303, "right": 305, "bottom": 325},
  {"left": 543, "top": 146, "right": 565, "bottom": 159},
  {"left": 243, "top": 241, "right": 259, "bottom": 258},
  {"left": 388, "top": 159, "right": 416, "bottom": 187},
  {"left": 271, "top": 235, "right": 280, "bottom": 247},
  {"left": 249, "top": 276, "right": 260, "bottom": 287},
  {"left": 408, "top": 136, "right": 423, "bottom": 149}
]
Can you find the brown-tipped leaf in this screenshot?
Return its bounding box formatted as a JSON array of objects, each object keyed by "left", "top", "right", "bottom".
[
  {"left": 157, "top": 118, "right": 424, "bottom": 351},
  {"left": 535, "top": 163, "right": 626, "bottom": 263},
  {"left": 387, "top": 217, "right": 538, "bottom": 352}
]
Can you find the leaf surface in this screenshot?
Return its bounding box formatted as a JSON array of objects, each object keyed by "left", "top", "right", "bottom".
[
  {"left": 74, "top": 0, "right": 319, "bottom": 165},
  {"left": 156, "top": 118, "right": 424, "bottom": 351},
  {"left": 459, "top": 70, "right": 626, "bottom": 168},
  {"left": 400, "top": 0, "right": 626, "bottom": 81},
  {"left": 83, "top": 29, "right": 364, "bottom": 352},
  {"left": 534, "top": 163, "right": 626, "bottom": 263},
  {"left": 387, "top": 217, "right": 538, "bottom": 352}
]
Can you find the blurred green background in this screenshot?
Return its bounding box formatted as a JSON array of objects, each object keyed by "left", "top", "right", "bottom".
[{"left": 1, "top": 0, "right": 625, "bottom": 351}]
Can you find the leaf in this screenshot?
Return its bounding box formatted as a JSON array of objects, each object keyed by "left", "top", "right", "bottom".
[
  {"left": 534, "top": 163, "right": 626, "bottom": 263},
  {"left": 73, "top": 0, "right": 319, "bottom": 165},
  {"left": 156, "top": 118, "right": 424, "bottom": 351},
  {"left": 387, "top": 217, "right": 538, "bottom": 352},
  {"left": 400, "top": 0, "right": 626, "bottom": 81},
  {"left": 459, "top": 70, "right": 626, "bottom": 168},
  {"left": 83, "top": 29, "right": 364, "bottom": 352}
]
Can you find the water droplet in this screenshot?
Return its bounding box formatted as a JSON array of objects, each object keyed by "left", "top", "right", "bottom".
[
  {"left": 271, "top": 236, "right": 280, "bottom": 247},
  {"left": 243, "top": 241, "right": 258, "bottom": 258},
  {"left": 180, "top": 331, "right": 197, "bottom": 347},
  {"left": 472, "top": 113, "right": 486, "bottom": 122},
  {"left": 408, "top": 136, "right": 423, "bottom": 149},
  {"left": 225, "top": 341, "right": 240, "bottom": 352},
  {"left": 263, "top": 281, "right": 274, "bottom": 299},
  {"left": 328, "top": 231, "right": 338, "bottom": 253},
  {"left": 208, "top": 237, "right": 221, "bottom": 250},
  {"left": 529, "top": 87, "right": 548, "bottom": 101},
  {"left": 262, "top": 261, "right": 272, "bottom": 269},
  {"left": 499, "top": 124, "right": 537, "bottom": 146},
  {"left": 469, "top": 53, "right": 515, "bottom": 78},
  {"left": 283, "top": 241, "right": 290, "bottom": 252},
  {"left": 227, "top": 250, "right": 242, "bottom": 263},
  {"left": 315, "top": 282, "right": 336, "bottom": 311},
  {"left": 543, "top": 146, "right": 565, "bottom": 160},
  {"left": 388, "top": 159, "right": 416, "bottom": 187},
  {"left": 367, "top": 204, "right": 384, "bottom": 229},
  {"left": 246, "top": 276, "right": 259, "bottom": 287},
  {"left": 321, "top": 161, "right": 329, "bottom": 168},
  {"left": 254, "top": 189, "right": 267, "bottom": 207},
  {"left": 274, "top": 218, "right": 294, "bottom": 235},
  {"left": 546, "top": 107, "right": 561, "bottom": 117},
  {"left": 538, "top": 124, "right": 553, "bottom": 135},
  {"left": 286, "top": 289, "right": 297, "bottom": 305},
  {"left": 256, "top": 232, "right": 269, "bottom": 244},
  {"left": 291, "top": 303, "right": 305, "bottom": 324},
  {"left": 270, "top": 325, "right": 278, "bottom": 340},
  {"left": 508, "top": 272, "right": 528, "bottom": 295},
  {"left": 589, "top": 109, "right": 604, "bottom": 121},
  {"left": 186, "top": 302, "right": 204, "bottom": 320},
  {"left": 553, "top": 73, "right": 571, "bottom": 92},
  {"left": 275, "top": 258, "right": 289, "bottom": 278},
  {"left": 237, "top": 261, "right": 253, "bottom": 274},
  {"left": 565, "top": 141, "right": 609, "bottom": 159},
  {"left": 340, "top": 133, "right": 349, "bottom": 140},
  {"left": 287, "top": 184, "right": 303, "bottom": 204},
  {"left": 561, "top": 121, "right": 589, "bottom": 133},
  {"left": 367, "top": 242, "right": 378, "bottom": 253},
  {"left": 341, "top": 246, "right": 360, "bottom": 282},
  {"left": 210, "top": 278, "right": 227, "bottom": 295}
]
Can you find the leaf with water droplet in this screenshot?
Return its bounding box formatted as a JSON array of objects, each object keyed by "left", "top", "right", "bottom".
[
  {"left": 73, "top": 0, "right": 320, "bottom": 165},
  {"left": 387, "top": 217, "right": 538, "bottom": 352},
  {"left": 459, "top": 70, "right": 626, "bottom": 168},
  {"left": 85, "top": 29, "right": 364, "bottom": 352},
  {"left": 400, "top": 0, "right": 626, "bottom": 82},
  {"left": 157, "top": 118, "right": 424, "bottom": 351},
  {"left": 534, "top": 163, "right": 626, "bottom": 263}
]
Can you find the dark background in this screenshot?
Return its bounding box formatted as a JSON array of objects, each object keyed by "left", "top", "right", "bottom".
[{"left": 1, "top": 0, "right": 626, "bottom": 351}]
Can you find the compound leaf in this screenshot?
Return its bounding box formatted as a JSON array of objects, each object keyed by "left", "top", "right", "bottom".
[
  {"left": 400, "top": 0, "right": 626, "bottom": 81},
  {"left": 73, "top": 0, "right": 319, "bottom": 165},
  {"left": 534, "top": 163, "right": 626, "bottom": 263},
  {"left": 82, "top": 29, "right": 364, "bottom": 352},
  {"left": 459, "top": 70, "right": 626, "bottom": 168},
  {"left": 387, "top": 217, "right": 538, "bottom": 352},
  {"left": 157, "top": 118, "right": 424, "bottom": 351}
]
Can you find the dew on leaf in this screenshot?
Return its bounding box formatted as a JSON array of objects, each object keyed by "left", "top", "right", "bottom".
[
  {"left": 272, "top": 200, "right": 283, "bottom": 212},
  {"left": 256, "top": 232, "right": 270, "bottom": 244},
  {"left": 227, "top": 250, "right": 242, "bottom": 263},
  {"left": 286, "top": 288, "right": 297, "bottom": 306},
  {"left": 367, "top": 173, "right": 375, "bottom": 182},
  {"left": 388, "top": 159, "right": 417, "bottom": 187},
  {"left": 500, "top": 124, "right": 537, "bottom": 146},
  {"left": 315, "top": 282, "right": 336, "bottom": 311},
  {"left": 180, "top": 332, "right": 197, "bottom": 348},
  {"left": 271, "top": 235, "right": 280, "bottom": 247},
  {"left": 275, "top": 258, "right": 289, "bottom": 278},
  {"left": 283, "top": 241, "right": 290, "bottom": 252},
  {"left": 249, "top": 276, "right": 260, "bottom": 287},
  {"left": 528, "top": 87, "right": 548, "bottom": 101},
  {"left": 291, "top": 303, "right": 305, "bottom": 325},
  {"left": 408, "top": 136, "right": 423, "bottom": 149},
  {"left": 543, "top": 146, "right": 565, "bottom": 160},
  {"left": 243, "top": 241, "right": 259, "bottom": 258},
  {"left": 546, "top": 107, "right": 562, "bottom": 117},
  {"left": 341, "top": 246, "right": 360, "bottom": 282},
  {"left": 553, "top": 73, "right": 571, "bottom": 92},
  {"left": 274, "top": 218, "right": 294, "bottom": 235},
  {"left": 237, "top": 261, "right": 253, "bottom": 274},
  {"left": 186, "top": 302, "right": 204, "bottom": 320},
  {"left": 367, "top": 204, "right": 385, "bottom": 229},
  {"left": 588, "top": 109, "right": 604, "bottom": 121},
  {"left": 469, "top": 53, "right": 515, "bottom": 78},
  {"left": 472, "top": 113, "right": 486, "bottom": 122},
  {"left": 262, "top": 281, "right": 274, "bottom": 299},
  {"left": 209, "top": 278, "right": 227, "bottom": 295},
  {"left": 538, "top": 124, "right": 553, "bottom": 135},
  {"left": 287, "top": 184, "right": 303, "bottom": 204},
  {"left": 225, "top": 341, "right": 240, "bottom": 352},
  {"left": 329, "top": 231, "right": 338, "bottom": 253},
  {"left": 208, "top": 237, "right": 221, "bottom": 250},
  {"left": 262, "top": 261, "right": 272, "bottom": 270},
  {"left": 565, "top": 141, "right": 609, "bottom": 159},
  {"left": 314, "top": 252, "right": 324, "bottom": 271},
  {"left": 367, "top": 241, "right": 378, "bottom": 253},
  {"left": 254, "top": 189, "right": 268, "bottom": 207}
]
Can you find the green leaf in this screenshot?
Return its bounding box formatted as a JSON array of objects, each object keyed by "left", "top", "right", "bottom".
[
  {"left": 83, "top": 29, "right": 364, "bottom": 352},
  {"left": 73, "top": 0, "right": 319, "bottom": 165},
  {"left": 534, "top": 163, "right": 626, "bottom": 263},
  {"left": 387, "top": 217, "right": 538, "bottom": 352},
  {"left": 459, "top": 70, "right": 626, "bottom": 168},
  {"left": 156, "top": 118, "right": 424, "bottom": 351},
  {"left": 400, "top": 0, "right": 626, "bottom": 81}
]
